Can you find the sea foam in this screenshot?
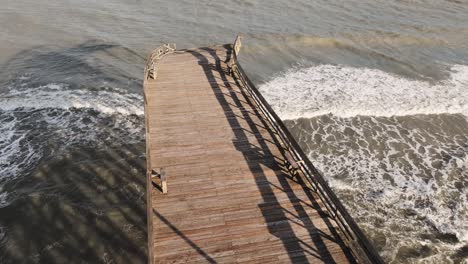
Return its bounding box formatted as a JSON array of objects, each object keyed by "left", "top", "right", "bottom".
[
  {"left": 0, "top": 83, "right": 144, "bottom": 115},
  {"left": 0, "top": 84, "right": 144, "bottom": 208},
  {"left": 259, "top": 64, "right": 468, "bottom": 119},
  {"left": 260, "top": 64, "right": 468, "bottom": 262}
]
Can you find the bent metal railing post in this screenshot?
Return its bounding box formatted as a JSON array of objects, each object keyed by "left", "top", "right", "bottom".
[
  {"left": 229, "top": 35, "right": 384, "bottom": 264},
  {"left": 143, "top": 43, "right": 176, "bottom": 264}
]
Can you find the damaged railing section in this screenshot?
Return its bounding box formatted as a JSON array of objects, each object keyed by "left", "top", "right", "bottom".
[
  {"left": 145, "top": 43, "right": 176, "bottom": 80},
  {"left": 229, "top": 35, "right": 384, "bottom": 264}
]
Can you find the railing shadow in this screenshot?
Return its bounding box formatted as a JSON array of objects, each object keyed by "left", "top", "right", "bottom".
[
  {"left": 153, "top": 210, "right": 216, "bottom": 264},
  {"left": 0, "top": 41, "right": 147, "bottom": 263},
  {"left": 0, "top": 142, "right": 147, "bottom": 263},
  {"left": 178, "top": 45, "right": 357, "bottom": 263}
]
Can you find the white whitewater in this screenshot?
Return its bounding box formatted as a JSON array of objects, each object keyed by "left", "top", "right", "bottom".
[
  {"left": 259, "top": 64, "right": 468, "bottom": 119},
  {"left": 259, "top": 65, "right": 468, "bottom": 262},
  {"left": 0, "top": 83, "right": 144, "bottom": 115},
  {"left": 0, "top": 84, "right": 144, "bottom": 208}
]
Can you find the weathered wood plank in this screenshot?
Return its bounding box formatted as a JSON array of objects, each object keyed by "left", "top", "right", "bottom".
[{"left": 145, "top": 44, "right": 357, "bottom": 263}]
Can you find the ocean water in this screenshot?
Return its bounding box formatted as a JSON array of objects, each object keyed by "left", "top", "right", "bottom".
[
  {"left": 260, "top": 65, "right": 468, "bottom": 263},
  {"left": 0, "top": 0, "right": 467, "bottom": 263}
]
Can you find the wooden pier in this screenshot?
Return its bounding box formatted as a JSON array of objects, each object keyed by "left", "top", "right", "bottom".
[{"left": 144, "top": 37, "right": 383, "bottom": 264}]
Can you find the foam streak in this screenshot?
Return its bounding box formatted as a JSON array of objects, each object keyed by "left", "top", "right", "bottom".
[{"left": 259, "top": 65, "right": 468, "bottom": 119}]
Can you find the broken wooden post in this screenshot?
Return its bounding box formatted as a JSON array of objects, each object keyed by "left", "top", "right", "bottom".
[{"left": 160, "top": 167, "right": 167, "bottom": 194}]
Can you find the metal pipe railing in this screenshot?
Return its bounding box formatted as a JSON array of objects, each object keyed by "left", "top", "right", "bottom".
[{"left": 229, "top": 35, "right": 384, "bottom": 264}]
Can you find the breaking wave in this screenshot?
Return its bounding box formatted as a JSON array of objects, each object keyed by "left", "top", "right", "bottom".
[
  {"left": 260, "top": 65, "right": 468, "bottom": 262},
  {"left": 0, "top": 83, "right": 143, "bottom": 115},
  {"left": 259, "top": 64, "right": 468, "bottom": 119},
  {"left": 0, "top": 84, "right": 144, "bottom": 208}
]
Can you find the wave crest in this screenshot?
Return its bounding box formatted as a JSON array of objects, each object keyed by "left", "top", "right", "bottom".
[
  {"left": 259, "top": 64, "right": 468, "bottom": 119},
  {"left": 0, "top": 83, "right": 143, "bottom": 115},
  {"left": 0, "top": 84, "right": 144, "bottom": 208}
]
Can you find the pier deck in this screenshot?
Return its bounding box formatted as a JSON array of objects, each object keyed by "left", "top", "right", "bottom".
[{"left": 144, "top": 38, "right": 382, "bottom": 264}]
